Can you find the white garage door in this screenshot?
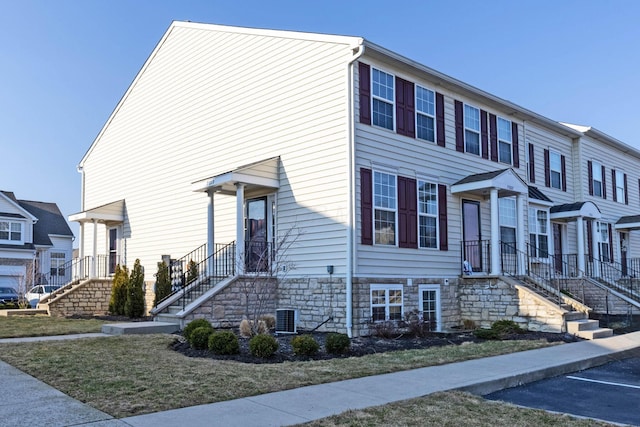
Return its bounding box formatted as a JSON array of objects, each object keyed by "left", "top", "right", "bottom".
[{"left": 0, "top": 275, "right": 19, "bottom": 289}]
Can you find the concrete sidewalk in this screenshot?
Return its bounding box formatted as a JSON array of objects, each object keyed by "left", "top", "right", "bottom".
[{"left": 0, "top": 331, "right": 639, "bottom": 427}]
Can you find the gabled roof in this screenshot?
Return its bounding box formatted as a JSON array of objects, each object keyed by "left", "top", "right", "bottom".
[
  {"left": 18, "top": 200, "right": 74, "bottom": 245},
  {"left": 615, "top": 215, "right": 640, "bottom": 230},
  {"left": 451, "top": 168, "right": 528, "bottom": 197},
  {"left": 528, "top": 186, "right": 553, "bottom": 203},
  {"left": 550, "top": 201, "right": 601, "bottom": 221},
  {"left": 0, "top": 191, "right": 38, "bottom": 222},
  {"left": 561, "top": 123, "right": 640, "bottom": 160}
]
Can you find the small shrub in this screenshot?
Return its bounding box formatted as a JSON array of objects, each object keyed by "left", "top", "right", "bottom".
[
  {"left": 291, "top": 334, "right": 319, "bottom": 356},
  {"left": 239, "top": 319, "right": 253, "bottom": 337},
  {"left": 462, "top": 319, "right": 476, "bottom": 330},
  {"left": 325, "top": 333, "right": 350, "bottom": 354},
  {"left": 372, "top": 320, "right": 400, "bottom": 339},
  {"left": 259, "top": 315, "right": 276, "bottom": 330},
  {"left": 491, "top": 319, "right": 524, "bottom": 335},
  {"left": 249, "top": 334, "right": 279, "bottom": 358},
  {"left": 184, "top": 319, "right": 213, "bottom": 342},
  {"left": 208, "top": 330, "right": 240, "bottom": 355},
  {"left": 189, "top": 326, "right": 214, "bottom": 350},
  {"left": 473, "top": 328, "right": 499, "bottom": 340}
]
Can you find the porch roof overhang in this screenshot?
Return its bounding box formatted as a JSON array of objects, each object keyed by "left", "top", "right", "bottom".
[
  {"left": 68, "top": 199, "right": 125, "bottom": 224},
  {"left": 192, "top": 156, "right": 280, "bottom": 196},
  {"left": 451, "top": 168, "right": 528, "bottom": 197},
  {"left": 550, "top": 201, "right": 601, "bottom": 222},
  {"left": 615, "top": 215, "right": 640, "bottom": 230}
]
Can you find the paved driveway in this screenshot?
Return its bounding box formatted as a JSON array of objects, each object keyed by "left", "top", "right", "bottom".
[{"left": 485, "top": 357, "right": 640, "bottom": 426}]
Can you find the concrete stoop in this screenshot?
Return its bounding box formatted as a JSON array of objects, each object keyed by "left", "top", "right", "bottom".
[
  {"left": 566, "top": 318, "right": 613, "bottom": 340},
  {"left": 101, "top": 321, "right": 180, "bottom": 335}
]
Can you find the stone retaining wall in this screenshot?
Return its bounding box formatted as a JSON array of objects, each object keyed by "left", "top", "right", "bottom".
[
  {"left": 47, "top": 279, "right": 113, "bottom": 317},
  {"left": 563, "top": 279, "right": 640, "bottom": 315}
]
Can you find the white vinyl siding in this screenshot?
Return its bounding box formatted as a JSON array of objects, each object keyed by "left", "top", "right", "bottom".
[{"left": 80, "top": 24, "right": 358, "bottom": 278}]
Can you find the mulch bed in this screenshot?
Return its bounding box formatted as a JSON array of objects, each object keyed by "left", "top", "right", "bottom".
[{"left": 171, "top": 330, "right": 582, "bottom": 364}]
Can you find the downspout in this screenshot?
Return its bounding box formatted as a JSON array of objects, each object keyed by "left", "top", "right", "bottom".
[{"left": 346, "top": 42, "right": 365, "bottom": 338}]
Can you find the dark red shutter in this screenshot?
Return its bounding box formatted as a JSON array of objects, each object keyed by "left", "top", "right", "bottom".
[
  {"left": 602, "top": 165, "right": 607, "bottom": 199},
  {"left": 512, "top": 122, "right": 519, "bottom": 168},
  {"left": 528, "top": 143, "right": 535, "bottom": 183},
  {"left": 588, "top": 161, "right": 593, "bottom": 195},
  {"left": 586, "top": 221, "right": 593, "bottom": 259},
  {"left": 489, "top": 113, "right": 498, "bottom": 162},
  {"left": 561, "top": 155, "right": 567, "bottom": 192},
  {"left": 398, "top": 176, "right": 417, "bottom": 249},
  {"left": 358, "top": 62, "right": 371, "bottom": 125},
  {"left": 624, "top": 174, "right": 629, "bottom": 204},
  {"left": 544, "top": 149, "right": 551, "bottom": 187},
  {"left": 438, "top": 184, "right": 448, "bottom": 251},
  {"left": 360, "top": 168, "right": 373, "bottom": 245},
  {"left": 436, "top": 92, "right": 445, "bottom": 147},
  {"left": 480, "top": 110, "right": 489, "bottom": 160},
  {"left": 608, "top": 223, "right": 614, "bottom": 261},
  {"left": 395, "top": 77, "right": 415, "bottom": 138},
  {"left": 612, "top": 170, "right": 617, "bottom": 202},
  {"left": 454, "top": 100, "right": 464, "bottom": 152}
]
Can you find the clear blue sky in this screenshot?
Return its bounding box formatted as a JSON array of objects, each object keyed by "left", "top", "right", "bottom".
[{"left": 1, "top": 0, "right": 639, "bottom": 245}]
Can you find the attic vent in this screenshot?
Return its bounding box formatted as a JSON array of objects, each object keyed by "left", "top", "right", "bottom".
[{"left": 275, "top": 309, "right": 296, "bottom": 334}]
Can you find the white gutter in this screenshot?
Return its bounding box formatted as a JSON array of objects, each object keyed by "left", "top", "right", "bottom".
[{"left": 345, "top": 42, "right": 365, "bottom": 338}]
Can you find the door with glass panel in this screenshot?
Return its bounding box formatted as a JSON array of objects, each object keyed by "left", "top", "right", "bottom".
[{"left": 462, "top": 200, "right": 481, "bottom": 272}]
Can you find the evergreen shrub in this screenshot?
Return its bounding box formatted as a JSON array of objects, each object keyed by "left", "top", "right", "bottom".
[
  {"left": 189, "top": 326, "right": 214, "bottom": 350},
  {"left": 249, "top": 334, "right": 279, "bottom": 358},
  {"left": 183, "top": 318, "right": 213, "bottom": 342},
  {"left": 325, "top": 333, "right": 350, "bottom": 354},
  {"left": 290, "top": 334, "right": 319, "bottom": 356},
  {"left": 208, "top": 330, "right": 240, "bottom": 355}
]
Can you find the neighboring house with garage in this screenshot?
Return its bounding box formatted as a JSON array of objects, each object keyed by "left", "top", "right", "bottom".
[
  {"left": 0, "top": 191, "right": 74, "bottom": 293},
  {"left": 69, "top": 21, "right": 640, "bottom": 337}
]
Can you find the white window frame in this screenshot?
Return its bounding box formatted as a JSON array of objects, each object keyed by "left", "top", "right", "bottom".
[
  {"left": 371, "top": 67, "right": 395, "bottom": 131},
  {"left": 50, "top": 252, "right": 66, "bottom": 276},
  {"left": 464, "top": 104, "right": 481, "bottom": 155},
  {"left": 592, "top": 161, "right": 603, "bottom": 197},
  {"left": 549, "top": 151, "right": 562, "bottom": 190},
  {"left": 497, "top": 117, "right": 512, "bottom": 164},
  {"left": 499, "top": 197, "right": 517, "bottom": 253},
  {"left": 419, "top": 284, "right": 441, "bottom": 332},
  {"left": 370, "top": 284, "right": 403, "bottom": 322},
  {"left": 417, "top": 179, "right": 438, "bottom": 249},
  {"left": 0, "top": 220, "right": 23, "bottom": 244},
  {"left": 373, "top": 170, "right": 397, "bottom": 246},
  {"left": 415, "top": 85, "right": 436, "bottom": 142},
  {"left": 528, "top": 207, "right": 549, "bottom": 258},
  {"left": 615, "top": 169, "right": 625, "bottom": 203},
  {"left": 597, "top": 221, "right": 611, "bottom": 262}
]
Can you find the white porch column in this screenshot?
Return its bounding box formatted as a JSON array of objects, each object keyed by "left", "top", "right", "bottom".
[
  {"left": 490, "top": 188, "right": 500, "bottom": 275},
  {"left": 516, "top": 194, "right": 526, "bottom": 275},
  {"left": 576, "top": 217, "right": 585, "bottom": 277},
  {"left": 591, "top": 219, "right": 600, "bottom": 278},
  {"left": 78, "top": 222, "right": 85, "bottom": 279},
  {"left": 91, "top": 219, "right": 97, "bottom": 278},
  {"left": 235, "top": 183, "right": 245, "bottom": 275},
  {"left": 207, "top": 190, "right": 215, "bottom": 276}
]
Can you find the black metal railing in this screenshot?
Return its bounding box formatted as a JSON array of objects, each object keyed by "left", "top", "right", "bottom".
[
  {"left": 245, "top": 240, "right": 273, "bottom": 273},
  {"left": 36, "top": 256, "right": 92, "bottom": 288},
  {"left": 585, "top": 256, "right": 640, "bottom": 300},
  {"left": 461, "top": 240, "right": 491, "bottom": 274},
  {"left": 155, "top": 242, "right": 236, "bottom": 309}
]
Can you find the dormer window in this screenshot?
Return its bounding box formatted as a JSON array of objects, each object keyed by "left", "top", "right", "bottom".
[{"left": 0, "top": 221, "right": 22, "bottom": 242}]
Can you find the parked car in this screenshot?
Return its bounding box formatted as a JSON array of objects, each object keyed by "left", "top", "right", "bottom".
[
  {"left": 0, "top": 287, "right": 19, "bottom": 304},
  {"left": 25, "top": 285, "right": 59, "bottom": 308}
]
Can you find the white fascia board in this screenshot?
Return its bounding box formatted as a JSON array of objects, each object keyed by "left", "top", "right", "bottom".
[
  {"left": 68, "top": 212, "right": 123, "bottom": 223},
  {"left": 0, "top": 193, "right": 38, "bottom": 222},
  {"left": 615, "top": 222, "right": 640, "bottom": 230}
]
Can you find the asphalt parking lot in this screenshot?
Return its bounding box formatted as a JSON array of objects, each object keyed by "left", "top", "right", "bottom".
[{"left": 485, "top": 357, "right": 640, "bottom": 426}]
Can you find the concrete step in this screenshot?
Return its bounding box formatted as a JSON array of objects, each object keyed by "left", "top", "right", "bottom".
[
  {"left": 101, "top": 321, "right": 180, "bottom": 335},
  {"left": 567, "top": 319, "right": 600, "bottom": 333},
  {"left": 574, "top": 328, "right": 614, "bottom": 340},
  {"left": 564, "top": 311, "right": 587, "bottom": 321}
]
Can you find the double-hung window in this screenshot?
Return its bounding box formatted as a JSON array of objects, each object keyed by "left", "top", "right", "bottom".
[
  {"left": 0, "top": 221, "right": 22, "bottom": 242},
  {"left": 499, "top": 198, "right": 517, "bottom": 253},
  {"left": 592, "top": 161, "right": 603, "bottom": 197},
  {"left": 528, "top": 208, "right": 549, "bottom": 257},
  {"left": 598, "top": 222, "right": 610, "bottom": 262},
  {"left": 550, "top": 151, "right": 562, "bottom": 190},
  {"left": 418, "top": 180, "right": 437, "bottom": 248},
  {"left": 371, "top": 68, "right": 394, "bottom": 130},
  {"left": 370, "top": 284, "right": 403, "bottom": 322},
  {"left": 497, "top": 117, "right": 512, "bottom": 164},
  {"left": 615, "top": 170, "right": 625, "bottom": 202},
  {"left": 374, "top": 171, "right": 397, "bottom": 245},
  {"left": 50, "top": 252, "right": 66, "bottom": 276},
  {"left": 416, "top": 85, "right": 435, "bottom": 142},
  {"left": 464, "top": 105, "right": 481, "bottom": 155}
]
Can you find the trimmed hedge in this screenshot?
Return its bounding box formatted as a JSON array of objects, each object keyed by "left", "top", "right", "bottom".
[
  {"left": 183, "top": 319, "right": 213, "bottom": 342},
  {"left": 190, "top": 326, "right": 214, "bottom": 350},
  {"left": 208, "top": 330, "right": 240, "bottom": 355},
  {"left": 249, "top": 334, "right": 279, "bottom": 358},
  {"left": 291, "top": 334, "right": 319, "bottom": 356},
  {"left": 325, "top": 333, "right": 350, "bottom": 354}
]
